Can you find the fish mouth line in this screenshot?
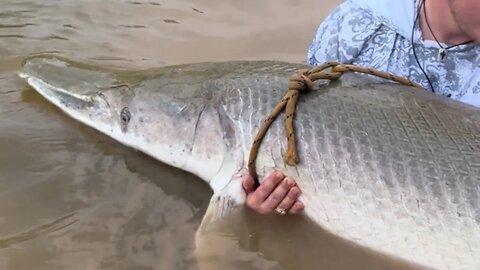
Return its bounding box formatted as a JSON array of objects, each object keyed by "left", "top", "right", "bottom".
[{"left": 19, "top": 72, "right": 94, "bottom": 104}]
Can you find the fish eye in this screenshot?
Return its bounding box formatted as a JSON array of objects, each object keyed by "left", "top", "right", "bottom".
[{"left": 120, "top": 107, "right": 131, "bottom": 125}]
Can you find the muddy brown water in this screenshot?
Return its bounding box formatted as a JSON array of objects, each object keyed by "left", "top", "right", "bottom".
[{"left": 0, "top": 1, "right": 426, "bottom": 270}]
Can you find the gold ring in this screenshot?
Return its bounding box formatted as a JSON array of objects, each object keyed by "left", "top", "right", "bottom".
[{"left": 275, "top": 207, "right": 287, "bottom": 215}]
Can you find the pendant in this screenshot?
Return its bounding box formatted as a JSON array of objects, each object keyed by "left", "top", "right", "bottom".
[{"left": 437, "top": 48, "right": 447, "bottom": 61}]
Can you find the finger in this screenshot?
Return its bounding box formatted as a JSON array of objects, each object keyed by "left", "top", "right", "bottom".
[
  {"left": 242, "top": 174, "right": 256, "bottom": 194},
  {"left": 276, "top": 186, "right": 301, "bottom": 212},
  {"left": 289, "top": 201, "right": 305, "bottom": 214},
  {"left": 261, "top": 177, "right": 294, "bottom": 211},
  {"left": 252, "top": 170, "right": 285, "bottom": 203}
]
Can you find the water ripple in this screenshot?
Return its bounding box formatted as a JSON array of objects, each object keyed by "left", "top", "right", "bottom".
[
  {"left": 163, "top": 19, "right": 179, "bottom": 24},
  {"left": 126, "top": 0, "right": 142, "bottom": 4},
  {"left": 0, "top": 34, "right": 68, "bottom": 40},
  {"left": 0, "top": 10, "right": 34, "bottom": 19},
  {"left": 0, "top": 34, "right": 25, "bottom": 39},
  {"left": 0, "top": 212, "right": 78, "bottom": 249},
  {"left": 0, "top": 23, "right": 36, "bottom": 28},
  {"left": 192, "top": 8, "right": 204, "bottom": 14},
  {"left": 119, "top": 24, "right": 146, "bottom": 29}
]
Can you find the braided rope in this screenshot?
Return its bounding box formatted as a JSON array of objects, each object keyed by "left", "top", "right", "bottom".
[{"left": 247, "top": 62, "right": 424, "bottom": 186}]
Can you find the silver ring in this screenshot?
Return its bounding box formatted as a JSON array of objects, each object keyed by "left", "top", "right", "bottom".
[{"left": 275, "top": 207, "right": 287, "bottom": 215}]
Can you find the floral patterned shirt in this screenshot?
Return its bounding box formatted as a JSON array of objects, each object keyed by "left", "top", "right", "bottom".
[{"left": 307, "top": 0, "right": 480, "bottom": 107}]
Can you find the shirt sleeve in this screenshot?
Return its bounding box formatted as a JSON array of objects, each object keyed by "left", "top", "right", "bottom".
[{"left": 307, "top": 1, "right": 384, "bottom": 66}]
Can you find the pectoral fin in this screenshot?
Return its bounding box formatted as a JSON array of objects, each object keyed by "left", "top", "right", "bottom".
[
  {"left": 194, "top": 193, "right": 282, "bottom": 270},
  {"left": 198, "top": 194, "right": 240, "bottom": 234},
  {"left": 194, "top": 194, "right": 241, "bottom": 269}
]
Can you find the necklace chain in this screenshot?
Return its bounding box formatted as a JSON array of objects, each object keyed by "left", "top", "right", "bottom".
[{"left": 422, "top": 0, "right": 474, "bottom": 61}]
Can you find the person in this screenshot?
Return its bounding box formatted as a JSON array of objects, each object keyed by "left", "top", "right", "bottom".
[{"left": 243, "top": 0, "right": 480, "bottom": 215}]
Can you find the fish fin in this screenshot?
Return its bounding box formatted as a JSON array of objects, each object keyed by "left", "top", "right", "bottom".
[
  {"left": 194, "top": 193, "right": 242, "bottom": 270},
  {"left": 197, "top": 193, "right": 240, "bottom": 235},
  {"left": 198, "top": 161, "right": 246, "bottom": 235},
  {"left": 194, "top": 193, "right": 280, "bottom": 270}
]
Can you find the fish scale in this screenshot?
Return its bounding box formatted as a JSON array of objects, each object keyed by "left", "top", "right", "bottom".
[
  {"left": 19, "top": 56, "right": 480, "bottom": 269},
  {"left": 228, "top": 70, "right": 480, "bottom": 269}
]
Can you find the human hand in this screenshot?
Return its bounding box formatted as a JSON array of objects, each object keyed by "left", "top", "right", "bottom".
[{"left": 242, "top": 170, "right": 304, "bottom": 215}]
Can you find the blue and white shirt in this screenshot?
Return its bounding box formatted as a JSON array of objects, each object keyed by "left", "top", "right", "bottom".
[{"left": 307, "top": 0, "right": 480, "bottom": 107}]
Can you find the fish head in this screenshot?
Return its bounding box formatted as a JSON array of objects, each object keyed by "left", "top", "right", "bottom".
[
  {"left": 19, "top": 56, "right": 140, "bottom": 137},
  {"left": 19, "top": 56, "right": 243, "bottom": 194}
]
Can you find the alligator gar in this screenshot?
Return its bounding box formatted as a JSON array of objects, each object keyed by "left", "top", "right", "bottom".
[{"left": 19, "top": 55, "right": 480, "bottom": 270}]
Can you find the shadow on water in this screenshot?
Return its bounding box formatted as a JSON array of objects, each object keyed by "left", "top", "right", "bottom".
[
  {"left": 193, "top": 200, "right": 430, "bottom": 270},
  {"left": 241, "top": 213, "right": 429, "bottom": 270}
]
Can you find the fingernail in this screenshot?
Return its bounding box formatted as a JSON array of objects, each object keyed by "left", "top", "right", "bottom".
[
  {"left": 274, "top": 171, "right": 283, "bottom": 178},
  {"left": 285, "top": 177, "right": 294, "bottom": 186},
  {"left": 294, "top": 202, "right": 304, "bottom": 211},
  {"left": 299, "top": 202, "right": 305, "bottom": 209}
]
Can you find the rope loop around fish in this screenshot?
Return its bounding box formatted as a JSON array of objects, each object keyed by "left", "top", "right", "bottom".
[{"left": 247, "top": 62, "right": 425, "bottom": 186}]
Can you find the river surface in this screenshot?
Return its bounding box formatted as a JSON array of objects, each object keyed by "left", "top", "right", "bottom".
[{"left": 0, "top": 1, "right": 425, "bottom": 270}]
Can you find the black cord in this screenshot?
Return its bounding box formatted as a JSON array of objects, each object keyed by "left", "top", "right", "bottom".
[{"left": 411, "top": 0, "right": 436, "bottom": 93}]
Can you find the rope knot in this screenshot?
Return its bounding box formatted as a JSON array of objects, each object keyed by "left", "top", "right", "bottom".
[{"left": 288, "top": 69, "right": 314, "bottom": 93}]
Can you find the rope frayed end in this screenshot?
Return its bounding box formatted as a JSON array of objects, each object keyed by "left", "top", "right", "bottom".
[{"left": 284, "top": 150, "right": 299, "bottom": 166}]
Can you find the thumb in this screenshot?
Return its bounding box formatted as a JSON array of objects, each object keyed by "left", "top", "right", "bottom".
[{"left": 242, "top": 174, "right": 256, "bottom": 194}]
